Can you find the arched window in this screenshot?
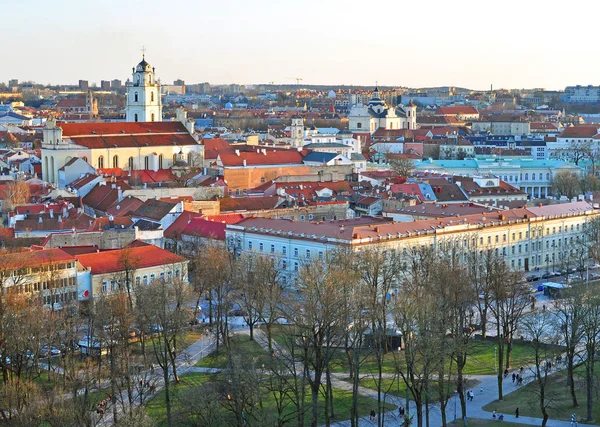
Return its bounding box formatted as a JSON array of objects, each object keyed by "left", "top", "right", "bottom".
[
  {"left": 524, "top": 173, "right": 528, "bottom": 180},
  {"left": 134, "top": 113, "right": 138, "bottom": 122},
  {"left": 144, "top": 156, "right": 149, "bottom": 170},
  {"left": 158, "top": 154, "right": 163, "bottom": 169},
  {"left": 98, "top": 156, "right": 104, "bottom": 169},
  {"left": 112, "top": 155, "right": 118, "bottom": 168},
  {"left": 134, "top": 92, "right": 138, "bottom": 102},
  {"left": 151, "top": 113, "right": 155, "bottom": 122},
  {"left": 128, "top": 157, "right": 134, "bottom": 170},
  {"left": 151, "top": 92, "right": 154, "bottom": 102},
  {"left": 532, "top": 173, "right": 536, "bottom": 181}
]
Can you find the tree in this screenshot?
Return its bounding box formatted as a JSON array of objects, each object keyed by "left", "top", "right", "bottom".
[
  {"left": 567, "top": 139, "right": 592, "bottom": 166},
  {"left": 551, "top": 170, "right": 580, "bottom": 200},
  {"left": 117, "top": 246, "right": 141, "bottom": 309},
  {"left": 387, "top": 156, "right": 415, "bottom": 177},
  {"left": 579, "top": 289, "right": 600, "bottom": 422},
  {"left": 487, "top": 255, "right": 528, "bottom": 400},
  {"left": 579, "top": 173, "right": 600, "bottom": 194},
  {"left": 553, "top": 289, "right": 584, "bottom": 408},
  {"left": 136, "top": 274, "right": 192, "bottom": 427},
  {"left": 522, "top": 311, "right": 561, "bottom": 427},
  {"left": 2, "top": 180, "right": 30, "bottom": 212}
]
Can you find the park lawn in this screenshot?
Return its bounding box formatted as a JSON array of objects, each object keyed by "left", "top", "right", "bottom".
[
  {"left": 194, "top": 334, "right": 271, "bottom": 368},
  {"left": 448, "top": 419, "right": 532, "bottom": 426},
  {"left": 130, "top": 329, "right": 203, "bottom": 365},
  {"left": 146, "top": 372, "right": 394, "bottom": 426},
  {"left": 482, "top": 363, "right": 600, "bottom": 425},
  {"left": 270, "top": 326, "right": 545, "bottom": 376}
]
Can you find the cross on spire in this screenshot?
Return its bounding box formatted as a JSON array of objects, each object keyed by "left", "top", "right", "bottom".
[{"left": 141, "top": 46, "right": 147, "bottom": 59}]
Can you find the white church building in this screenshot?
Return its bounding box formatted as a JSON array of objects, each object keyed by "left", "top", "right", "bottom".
[
  {"left": 40, "top": 56, "right": 203, "bottom": 186},
  {"left": 348, "top": 87, "right": 417, "bottom": 134}
]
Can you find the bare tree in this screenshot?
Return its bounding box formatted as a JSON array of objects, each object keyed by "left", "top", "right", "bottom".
[
  {"left": 579, "top": 289, "right": 600, "bottom": 422},
  {"left": 551, "top": 170, "right": 580, "bottom": 200},
  {"left": 2, "top": 180, "right": 30, "bottom": 212},
  {"left": 521, "top": 311, "right": 561, "bottom": 427},
  {"left": 387, "top": 156, "right": 415, "bottom": 177}
]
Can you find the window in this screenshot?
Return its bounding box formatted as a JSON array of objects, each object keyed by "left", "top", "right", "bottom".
[
  {"left": 136, "top": 276, "right": 140, "bottom": 286},
  {"left": 524, "top": 173, "right": 528, "bottom": 180},
  {"left": 110, "top": 280, "right": 116, "bottom": 291},
  {"left": 151, "top": 113, "right": 155, "bottom": 122},
  {"left": 150, "top": 273, "right": 155, "bottom": 282},
  {"left": 319, "top": 251, "right": 323, "bottom": 260},
  {"left": 270, "top": 244, "right": 275, "bottom": 253},
  {"left": 282, "top": 246, "right": 287, "bottom": 255},
  {"left": 495, "top": 235, "right": 499, "bottom": 243},
  {"left": 294, "top": 262, "right": 299, "bottom": 272},
  {"left": 151, "top": 92, "right": 154, "bottom": 102},
  {"left": 98, "top": 156, "right": 104, "bottom": 169},
  {"left": 282, "top": 260, "right": 287, "bottom": 269},
  {"left": 308, "top": 214, "right": 313, "bottom": 220},
  {"left": 306, "top": 250, "right": 311, "bottom": 258},
  {"left": 134, "top": 113, "right": 138, "bottom": 122},
  {"left": 112, "top": 155, "right": 118, "bottom": 168},
  {"left": 259, "top": 243, "right": 263, "bottom": 252},
  {"left": 102, "top": 281, "right": 108, "bottom": 293},
  {"left": 159, "top": 154, "right": 163, "bottom": 169},
  {"left": 300, "top": 215, "right": 305, "bottom": 221},
  {"left": 128, "top": 157, "right": 134, "bottom": 170},
  {"left": 357, "top": 123, "right": 362, "bottom": 129},
  {"left": 248, "top": 241, "right": 253, "bottom": 250},
  {"left": 503, "top": 234, "right": 507, "bottom": 242},
  {"left": 519, "top": 232, "right": 522, "bottom": 239},
  {"left": 294, "top": 248, "right": 299, "bottom": 257},
  {"left": 176, "top": 269, "right": 180, "bottom": 277},
  {"left": 144, "top": 156, "right": 149, "bottom": 169},
  {"left": 487, "top": 236, "right": 491, "bottom": 244},
  {"left": 134, "top": 92, "right": 138, "bottom": 102},
  {"left": 160, "top": 272, "right": 164, "bottom": 281},
  {"left": 260, "top": 177, "right": 266, "bottom": 184},
  {"left": 143, "top": 275, "right": 148, "bottom": 285}
]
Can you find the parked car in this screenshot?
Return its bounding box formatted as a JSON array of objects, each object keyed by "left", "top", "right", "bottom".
[
  {"left": 590, "top": 264, "right": 600, "bottom": 269},
  {"left": 39, "top": 346, "right": 61, "bottom": 358}
]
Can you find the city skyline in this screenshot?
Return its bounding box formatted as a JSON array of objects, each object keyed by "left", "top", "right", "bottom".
[{"left": 3, "top": 0, "right": 599, "bottom": 90}]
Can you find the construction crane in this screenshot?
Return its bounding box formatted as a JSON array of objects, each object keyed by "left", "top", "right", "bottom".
[{"left": 285, "top": 77, "right": 303, "bottom": 85}]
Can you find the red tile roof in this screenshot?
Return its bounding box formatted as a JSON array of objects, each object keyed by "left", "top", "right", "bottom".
[
  {"left": 164, "top": 211, "right": 202, "bottom": 239},
  {"left": 0, "top": 248, "right": 75, "bottom": 270},
  {"left": 436, "top": 106, "right": 479, "bottom": 116},
  {"left": 220, "top": 196, "right": 281, "bottom": 212},
  {"left": 181, "top": 218, "right": 229, "bottom": 240},
  {"left": 88, "top": 216, "right": 134, "bottom": 231},
  {"left": 218, "top": 149, "right": 306, "bottom": 167},
  {"left": 559, "top": 125, "right": 599, "bottom": 139},
  {"left": 105, "top": 196, "right": 144, "bottom": 217},
  {"left": 76, "top": 245, "right": 187, "bottom": 275},
  {"left": 59, "top": 121, "right": 189, "bottom": 137}
]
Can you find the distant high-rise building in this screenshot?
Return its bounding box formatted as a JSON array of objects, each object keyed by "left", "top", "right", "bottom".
[
  {"left": 100, "top": 80, "right": 111, "bottom": 90},
  {"left": 173, "top": 79, "right": 185, "bottom": 86},
  {"left": 79, "top": 80, "right": 89, "bottom": 91},
  {"left": 111, "top": 79, "right": 122, "bottom": 89},
  {"left": 8, "top": 79, "right": 18, "bottom": 88}
]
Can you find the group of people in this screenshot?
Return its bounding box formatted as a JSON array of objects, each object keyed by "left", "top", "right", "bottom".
[
  {"left": 95, "top": 394, "right": 112, "bottom": 417},
  {"left": 466, "top": 390, "right": 475, "bottom": 401},
  {"left": 492, "top": 410, "right": 505, "bottom": 421}
]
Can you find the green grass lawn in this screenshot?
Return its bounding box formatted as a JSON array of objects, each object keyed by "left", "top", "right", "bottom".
[
  {"left": 354, "top": 376, "right": 479, "bottom": 402},
  {"left": 269, "top": 326, "right": 561, "bottom": 376},
  {"left": 448, "top": 419, "right": 532, "bottom": 426},
  {"left": 482, "top": 363, "right": 600, "bottom": 424},
  {"left": 146, "top": 372, "right": 395, "bottom": 426},
  {"left": 194, "top": 334, "right": 271, "bottom": 368}
]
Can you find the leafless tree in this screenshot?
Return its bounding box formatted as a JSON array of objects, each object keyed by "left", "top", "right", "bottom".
[
  {"left": 2, "top": 180, "right": 30, "bottom": 212},
  {"left": 579, "top": 288, "right": 600, "bottom": 422},
  {"left": 551, "top": 170, "right": 581, "bottom": 200}
]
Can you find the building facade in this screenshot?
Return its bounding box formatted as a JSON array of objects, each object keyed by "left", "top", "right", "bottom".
[{"left": 125, "top": 55, "right": 163, "bottom": 123}]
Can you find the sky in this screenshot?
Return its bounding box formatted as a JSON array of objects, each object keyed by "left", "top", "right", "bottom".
[{"left": 2, "top": 0, "right": 598, "bottom": 90}]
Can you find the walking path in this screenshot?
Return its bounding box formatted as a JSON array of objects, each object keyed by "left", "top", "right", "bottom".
[{"left": 250, "top": 328, "right": 594, "bottom": 427}]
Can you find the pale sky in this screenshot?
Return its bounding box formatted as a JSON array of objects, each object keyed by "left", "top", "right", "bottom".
[{"left": 2, "top": 0, "right": 598, "bottom": 90}]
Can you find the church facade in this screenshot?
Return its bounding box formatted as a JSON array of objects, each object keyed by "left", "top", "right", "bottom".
[
  {"left": 41, "top": 56, "right": 202, "bottom": 186},
  {"left": 348, "top": 87, "right": 417, "bottom": 134}
]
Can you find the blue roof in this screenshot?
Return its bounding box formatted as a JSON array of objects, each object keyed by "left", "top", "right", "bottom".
[
  {"left": 303, "top": 152, "right": 338, "bottom": 163},
  {"left": 316, "top": 127, "right": 340, "bottom": 135},
  {"left": 416, "top": 158, "right": 575, "bottom": 170},
  {"left": 418, "top": 183, "right": 437, "bottom": 201}
]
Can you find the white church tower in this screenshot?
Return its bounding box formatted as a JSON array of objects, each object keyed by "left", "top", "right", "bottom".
[
  {"left": 125, "top": 54, "right": 162, "bottom": 122},
  {"left": 290, "top": 115, "right": 304, "bottom": 147}
]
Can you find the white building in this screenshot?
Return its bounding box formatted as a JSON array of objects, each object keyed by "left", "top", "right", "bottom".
[
  {"left": 348, "top": 87, "right": 417, "bottom": 134},
  {"left": 125, "top": 55, "right": 163, "bottom": 123},
  {"left": 226, "top": 202, "right": 599, "bottom": 276}
]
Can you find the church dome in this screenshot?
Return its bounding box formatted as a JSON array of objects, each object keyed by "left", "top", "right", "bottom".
[
  {"left": 136, "top": 57, "right": 152, "bottom": 73},
  {"left": 225, "top": 102, "right": 233, "bottom": 109}
]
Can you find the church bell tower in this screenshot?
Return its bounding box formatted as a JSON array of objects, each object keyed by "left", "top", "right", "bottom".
[{"left": 125, "top": 52, "right": 163, "bottom": 122}]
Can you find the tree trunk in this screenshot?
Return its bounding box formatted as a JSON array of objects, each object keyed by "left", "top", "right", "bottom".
[
  {"left": 311, "top": 383, "right": 319, "bottom": 427},
  {"left": 567, "top": 352, "right": 579, "bottom": 407}
]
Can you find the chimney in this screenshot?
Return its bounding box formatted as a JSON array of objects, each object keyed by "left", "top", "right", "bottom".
[
  {"left": 49, "top": 209, "right": 54, "bottom": 219},
  {"left": 57, "top": 215, "right": 62, "bottom": 223},
  {"left": 109, "top": 215, "right": 114, "bottom": 228},
  {"left": 339, "top": 224, "right": 345, "bottom": 233},
  {"left": 117, "top": 186, "right": 123, "bottom": 201},
  {"left": 235, "top": 149, "right": 240, "bottom": 156},
  {"left": 261, "top": 149, "right": 267, "bottom": 155},
  {"left": 112, "top": 183, "right": 116, "bottom": 189},
  {"left": 243, "top": 159, "right": 247, "bottom": 166}
]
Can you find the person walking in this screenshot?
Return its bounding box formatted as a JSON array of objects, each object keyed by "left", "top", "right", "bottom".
[
  {"left": 512, "top": 372, "right": 516, "bottom": 383},
  {"left": 516, "top": 407, "right": 519, "bottom": 418},
  {"left": 480, "top": 385, "right": 483, "bottom": 393}
]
